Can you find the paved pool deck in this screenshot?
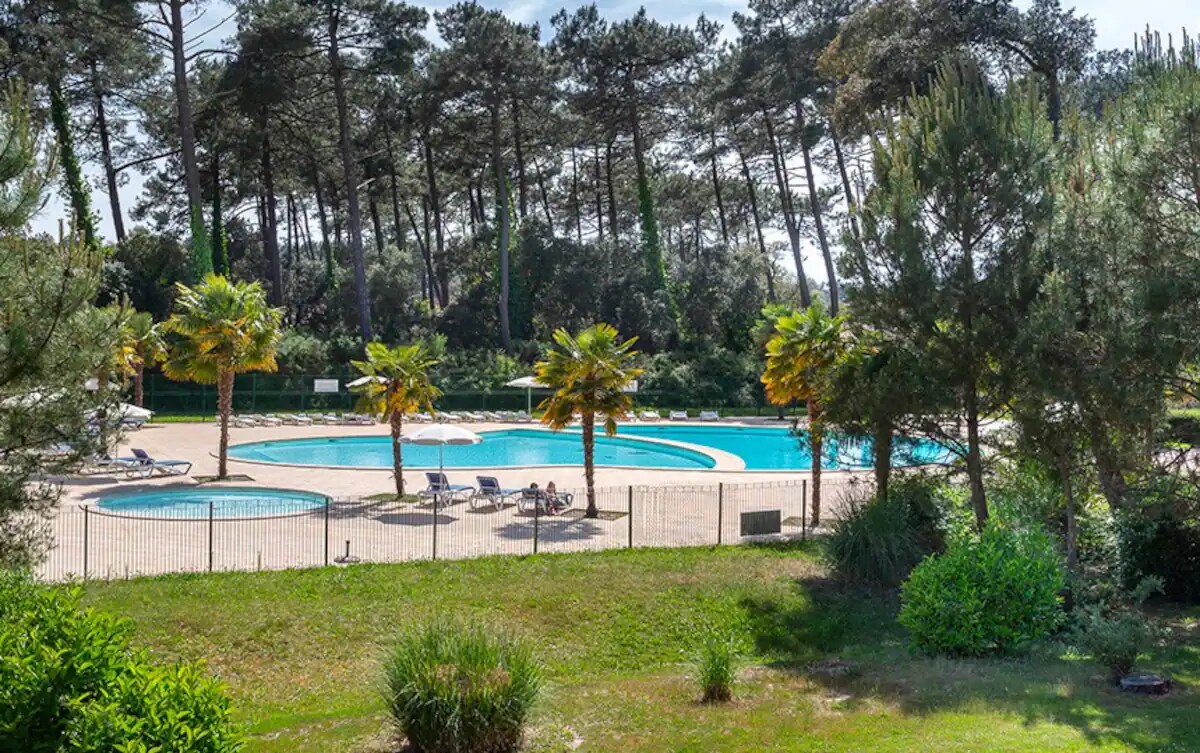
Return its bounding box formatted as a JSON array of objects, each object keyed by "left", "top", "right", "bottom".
[{"left": 41, "top": 418, "right": 865, "bottom": 581}]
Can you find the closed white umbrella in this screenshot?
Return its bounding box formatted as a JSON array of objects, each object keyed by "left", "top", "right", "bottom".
[{"left": 346, "top": 375, "right": 387, "bottom": 388}]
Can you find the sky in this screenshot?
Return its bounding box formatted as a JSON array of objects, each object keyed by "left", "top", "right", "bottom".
[{"left": 27, "top": 0, "right": 1200, "bottom": 279}]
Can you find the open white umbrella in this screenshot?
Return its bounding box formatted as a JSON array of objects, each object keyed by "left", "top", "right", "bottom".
[
  {"left": 400, "top": 424, "right": 482, "bottom": 479},
  {"left": 505, "top": 375, "right": 547, "bottom": 413}
]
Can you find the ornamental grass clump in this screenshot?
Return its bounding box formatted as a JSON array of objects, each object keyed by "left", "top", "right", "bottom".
[
  {"left": 696, "top": 636, "right": 739, "bottom": 703},
  {"left": 383, "top": 621, "right": 541, "bottom": 753}
]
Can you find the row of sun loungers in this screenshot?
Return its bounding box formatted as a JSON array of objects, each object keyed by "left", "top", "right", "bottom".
[
  {"left": 418, "top": 472, "right": 574, "bottom": 514},
  {"left": 227, "top": 408, "right": 723, "bottom": 428}
]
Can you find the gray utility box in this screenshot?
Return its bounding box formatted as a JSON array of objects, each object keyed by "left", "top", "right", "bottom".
[{"left": 740, "top": 509, "right": 782, "bottom": 536}]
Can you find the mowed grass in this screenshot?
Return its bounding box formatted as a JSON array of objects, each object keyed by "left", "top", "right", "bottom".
[{"left": 82, "top": 544, "right": 1199, "bottom": 753}]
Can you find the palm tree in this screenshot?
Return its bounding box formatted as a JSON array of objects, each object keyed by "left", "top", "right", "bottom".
[
  {"left": 115, "top": 311, "right": 164, "bottom": 408},
  {"left": 762, "top": 305, "right": 846, "bottom": 527},
  {"left": 162, "top": 275, "right": 282, "bottom": 478},
  {"left": 351, "top": 342, "right": 441, "bottom": 498},
  {"left": 535, "top": 323, "right": 643, "bottom": 518}
]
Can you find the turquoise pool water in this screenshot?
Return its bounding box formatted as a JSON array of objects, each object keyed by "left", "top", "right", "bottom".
[
  {"left": 227, "top": 426, "right": 949, "bottom": 471},
  {"left": 98, "top": 487, "right": 328, "bottom": 518},
  {"left": 615, "top": 425, "right": 951, "bottom": 470},
  {"left": 229, "top": 429, "right": 717, "bottom": 470}
]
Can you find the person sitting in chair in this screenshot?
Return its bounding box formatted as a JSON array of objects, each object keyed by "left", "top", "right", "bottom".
[{"left": 545, "top": 481, "right": 567, "bottom": 514}]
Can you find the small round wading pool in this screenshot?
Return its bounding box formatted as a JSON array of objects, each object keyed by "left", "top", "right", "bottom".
[{"left": 97, "top": 487, "right": 328, "bottom": 518}]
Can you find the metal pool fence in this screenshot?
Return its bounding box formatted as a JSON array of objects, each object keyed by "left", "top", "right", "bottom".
[{"left": 36, "top": 477, "right": 865, "bottom": 581}]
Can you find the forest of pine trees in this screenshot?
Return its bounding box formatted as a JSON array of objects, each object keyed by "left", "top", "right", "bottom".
[{"left": 0, "top": 0, "right": 1156, "bottom": 401}]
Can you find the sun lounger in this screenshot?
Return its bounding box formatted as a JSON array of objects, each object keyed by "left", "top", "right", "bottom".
[
  {"left": 230, "top": 415, "right": 258, "bottom": 427},
  {"left": 514, "top": 411, "right": 533, "bottom": 423},
  {"left": 79, "top": 454, "right": 137, "bottom": 476},
  {"left": 437, "top": 412, "right": 461, "bottom": 423},
  {"left": 121, "top": 416, "right": 147, "bottom": 430},
  {"left": 640, "top": 410, "right": 662, "bottom": 421},
  {"left": 471, "top": 476, "right": 522, "bottom": 510},
  {"left": 281, "top": 414, "right": 313, "bottom": 426},
  {"left": 124, "top": 448, "right": 192, "bottom": 478},
  {"left": 249, "top": 414, "right": 282, "bottom": 427},
  {"left": 413, "top": 412, "right": 434, "bottom": 423},
  {"left": 459, "top": 411, "right": 485, "bottom": 422},
  {"left": 480, "top": 411, "right": 503, "bottom": 421},
  {"left": 699, "top": 410, "right": 720, "bottom": 421},
  {"left": 669, "top": 410, "right": 688, "bottom": 421},
  {"left": 418, "top": 472, "right": 475, "bottom": 504}
]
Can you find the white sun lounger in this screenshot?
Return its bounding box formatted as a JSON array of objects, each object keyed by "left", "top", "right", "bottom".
[
  {"left": 124, "top": 448, "right": 193, "bottom": 479},
  {"left": 669, "top": 410, "right": 688, "bottom": 421},
  {"left": 699, "top": 410, "right": 720, "bottom": 421},
  {"left": 640, "top": 410, "right": 662, "bottom": 421}
]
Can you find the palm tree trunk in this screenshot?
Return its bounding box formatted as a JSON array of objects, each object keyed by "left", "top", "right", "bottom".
[
  {"left": 134, "top": 363, "right": 145, "bottom": 408},
  {"left": 391, "top": 411, "right": 405, "bottom": 498},
  {"left": 583, "top": 413, "right": 597, "bottom": 518},
  {"left": 808, "top": 399, "right": 822, "bottom": 527},
  {"left": 217, "top": 370, "right": 233, "bottom": 479}
]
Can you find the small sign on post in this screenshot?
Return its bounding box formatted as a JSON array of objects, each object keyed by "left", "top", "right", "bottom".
[
  {"left": 740, "top": 509, "right": 782, "bottom": 537},
  {"left": 313, "top": 378, "right": 340, "bottom": 394}
]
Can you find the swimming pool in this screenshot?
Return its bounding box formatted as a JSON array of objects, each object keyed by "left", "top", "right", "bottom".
[
  {"left": 229, "top": 429, "right": 717, "bottom": 470},
  {"left": 98, "top": 487, "right": 328, "bottom": 518},
  {"left": 615, "top": 425, "right": 951, "bottom": 471}
]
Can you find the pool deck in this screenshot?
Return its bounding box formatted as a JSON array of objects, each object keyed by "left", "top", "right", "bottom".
[
  {"left": 42, "top": 418, "right": 865, "bottom": 581},
  {"left": 72, "top": 418, "right": 839, "bottom": 498}
]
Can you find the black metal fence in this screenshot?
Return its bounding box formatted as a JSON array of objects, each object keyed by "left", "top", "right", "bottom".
[
  {"left": 141, "top": 374, "right": 792, "bottom": 417},
  {"left": 36, "top": 478, "right": 864, "bottom": 582}
]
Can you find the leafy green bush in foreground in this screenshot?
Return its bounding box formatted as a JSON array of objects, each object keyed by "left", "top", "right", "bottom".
[
  {"left": 384, "top": 621, "right": 542, "bottom": 753},
  {"left": 0, "top": 571, "right": 241, "bottom": 753},
  {"left": 899, "top": 525, "right": 1065, "bottom": 656}
]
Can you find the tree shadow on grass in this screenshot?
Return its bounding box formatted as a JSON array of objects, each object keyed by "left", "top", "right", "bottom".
[{"left": 742, "top": 574, "right": 1199, "bottom": 752}]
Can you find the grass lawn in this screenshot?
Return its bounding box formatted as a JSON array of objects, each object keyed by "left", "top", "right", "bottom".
[{"left": 82, "top": 544, "right": 1198, "bottom": 753}]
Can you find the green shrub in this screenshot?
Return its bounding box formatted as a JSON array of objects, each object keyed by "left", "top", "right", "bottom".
[
  {"left": 828, "top": 495, "right": 925, "bottom": 586},
  {"left": 384, "top": 621, "right": 541, "bottom": 753},
  {"left": 1115, "top": 479, "right": 1200, "bottom": 603},
  {"left": 0, "top": 571, "right": 241, "bottom": 753},
  {"left": 899, "top": 525, "right": 1065, "bottom": 656},
  {"left": 1071, "top": 577, "right": 1163, "bottom": 684},
  {"left": 696, "top": 636, "right": 738, "bottom": 703}
]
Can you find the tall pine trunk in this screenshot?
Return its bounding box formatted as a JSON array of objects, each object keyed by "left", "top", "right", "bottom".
[
  {"left": 327, "top": 4, "right": 373, "bottom": 341},
  {"left": 423, "top": 139, "right": 449, "bottom": 306},
  {"left": 737, "top": 143, "right": 775, "bottom": 301},
  {"left": 873, "top": 419, "right": 892, "bottom": 500},
  {"left": 709, "top": 133, "right": 728, "bottom": 244},
  {"left": 593, "top": 146, "right": 604, "bottom": 241},
  {"left": 512, "top": 97, "right": 528, "bottom": 218},
  {"left": 794, "top": 105, "right": 838, "bottom": 313},
  {"left": 492, "top": 103, "right": 512, "bottom": 351},
  {"left": 260, "top": 123, "right": 283, "bottom": 305},
  {"left": 47, "top": 78, "right": 98, "bottom": 252},
  {"left": 90, "top": 63, "right": 125, "bottom": 242},
  {"left": 168, "top": 0, "right": 208, "bottom": 277},
  {"left": 629, "top": 101, "right": 664, "bottom": 292},
  {"left": 763, "top": 115, "right": 810, "bottom": 307}
]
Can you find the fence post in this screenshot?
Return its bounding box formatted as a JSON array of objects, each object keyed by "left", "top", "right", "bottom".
[
  {"left": 207, "top": 501, "right": 214, "bottom": 572},
  {"left": 82, "top": 505, "right": 89, "bottom": 580},
  {"left": 323, "top": 499, "right": 330, "bottom": 567},
  {"left": 627, "top": 486, "right": 634, "bottom": 549},
  {"left": 717, "top": 483, "right": 724, "bottom": 546},
  {"left": 801, "top": 479, "right": 808, "bottom": 542},
  {"left": 533, "top": 497, "right": 540, "bottom": 555},
  {"left": 432, "top": 494, "right": 438, "bottom": 561}
]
